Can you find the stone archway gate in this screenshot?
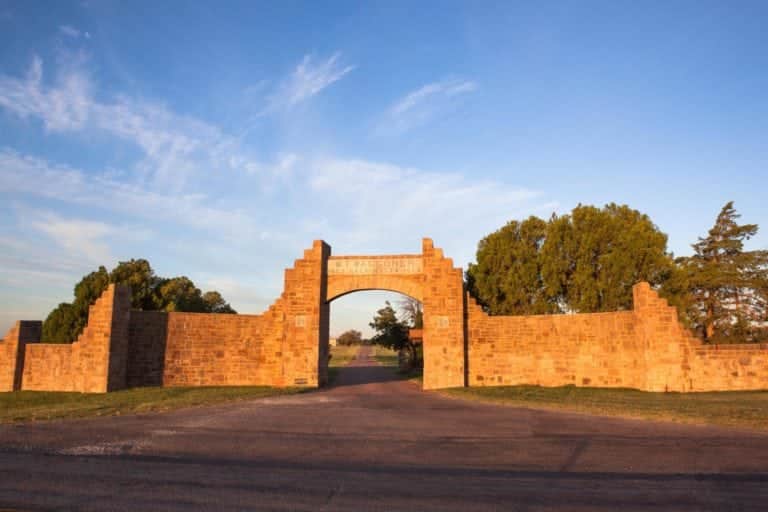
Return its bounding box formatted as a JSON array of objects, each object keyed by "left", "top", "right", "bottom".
[
  {"left": 3, "top": 238, "right": 767, "bottom": 393},
  {"left": 288, "top": 238, "right": 466, "bottom": 390}
]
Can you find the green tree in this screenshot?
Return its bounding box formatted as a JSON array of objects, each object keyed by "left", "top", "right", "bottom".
[
  {"left": 71, "top": 266, "right": 111, "bottom": 337},
  {"left": 202, "top": 291, "right": 237, "bottom": 314},
  {"left": 156, "top": 277, "right": 207, "bottom": 312},
  {"left": 678, "top": 202, "right": 768, "bottom": 342},
  {"left": 41, "top": 303, "right": 78, "bottom": 343},
  {"left": 467, "top": 216, "right": 554, "bottom": 315},
  {"left": 109, "top": 259, "right": 159, "bottom": 310},
  {"left": 542, "top": 204, "right": 676, "bottom": 313},
  {"left": 41, "top": 266, "right": 109, "bottom": 344},
  {"left": 370, "top": 301, "right": 420, "bottom": 368},
  {"left": 42, "top": 261, "right": 238, "bottom": 342},
  {"left": 337, "top": 329, "right": 363, "bottom": 346},
  {"left": 468, "top": 204, "right": 678, "bottom": 315}
]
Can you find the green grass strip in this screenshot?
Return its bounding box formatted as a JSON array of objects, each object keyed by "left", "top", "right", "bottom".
[{"left": 441, "top": 385, "right": 768, "bottom": 430}]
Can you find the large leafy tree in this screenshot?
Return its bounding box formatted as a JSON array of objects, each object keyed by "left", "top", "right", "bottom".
[
  {"left": 109, "top": 259, "right": 159, "bottom": 310},
  {"left": 41, "top": 302, "right": 78, "bottom": 343},
  {"left": 71, "top": 266, "right": 111, "bottom": 335},
  {"left": 370, "top": 301, "right": 421, "bottom": 368},
  {"left": 678, "top": 202, "right": 768, "bottom": 342},
  {"left": 467, "top": 216, "right": 554, "bottom": 315},
  {"left": 42, "top": 260, "right": 237, "bottom": 343},
  {"left": 336, "top": 329, "right": 363, "bottom": 346},
  {"left": 156, "top": 276, "right": 207, "bottom": 312},
  {"left": 542, "top": 204, "right": 677, "bottom": 313},
  {"left": 468, "top": 204, "right": 678, "bottom": 315},
  {"left": 202, "top": 291, "right": 237, "bottom": 314}
]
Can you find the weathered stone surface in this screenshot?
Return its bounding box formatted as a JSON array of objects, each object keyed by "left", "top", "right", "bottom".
[
  {"left": 2, "top": 239, "right": 767, "bottom": 393},
  {"left": 468, "top": 281, "right": 768, "bottom": 392},
  {"left": 7, "top": 284, "right": 131, "bottom": 393}
]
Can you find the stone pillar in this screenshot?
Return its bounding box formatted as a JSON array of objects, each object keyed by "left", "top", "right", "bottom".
[
  {"left": 421, "top": 238, "right": 467, "bottom": 390},
  {"left": 632, "top": 282, "right": 692, "bottom": 392},
  {"left": 71, "top": 284, "right": 132, "bottom": 393},
  {"left": 106, "top": 285, "right": 132, "bottom": 391},
  {"left": 282, "top": 240, "right": 330, "bottom": 387},
  {"left": 0, "top": 321, "right": 41, "bottom": 391}
]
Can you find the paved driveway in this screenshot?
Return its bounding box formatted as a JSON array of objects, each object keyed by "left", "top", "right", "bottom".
[{"left": 1, "top": 346, "right": 767, "bottom": 511}]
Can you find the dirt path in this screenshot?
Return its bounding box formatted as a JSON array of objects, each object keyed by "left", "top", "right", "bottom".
[{"left": 1, "top": 353, "right": 767, "bottom": 511}]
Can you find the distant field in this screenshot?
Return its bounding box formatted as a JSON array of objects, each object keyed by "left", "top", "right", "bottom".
[
  {"left": 329, "top": 345, "right": 360, "bottom": 368},
  {"left": 441, "top": 385, "right": 768, "bottom": 430},
  {"left": 372, "top": 345, "right": 398, "bottom": 367},
  {"left": 0, "top": 386, "right": 303, "bottom": 424}
]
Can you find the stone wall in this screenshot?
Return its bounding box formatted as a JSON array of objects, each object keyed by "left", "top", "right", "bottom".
[
  {"left": 2, "top": 239, "right": 767, "bottom": 394},
  {"left": 283, "top": 240, "right": 329, "bottom": 387},
  {"left": 127, "top": 304, "right": 285, "bottom": 387},
  {"left": 468, "top": 301, "right": 644, "bottom": 388},
  {"left": 22, "top": 343, "right": 73, "bottom": 391},
  {"left": 326, "top": 255, "right": 425, "bottom": 302},
  {"left": 0, "top": 321, "right": 41, "bottom": 391},
  {"left": 15, "top": 284, "right": 131, "bottom": 393},
  {"left": 688, "top": 344, "right": 768, "bottom": 391},
  {"left": 420, "top": 239, "right": 466, "bottom": 390},
  {"left": 467, "top": 282, "right": 768, "bottom": 392}
]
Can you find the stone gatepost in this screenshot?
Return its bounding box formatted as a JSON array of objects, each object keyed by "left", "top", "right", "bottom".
[
  {"left": 421, "top": 238, "right": 467, "bottom": 390},
  {"left": 0, "top": 321, "right": 41, "bottom": 391},
  {"left": 282, "top": 240, "right": 331, "bottom": 387}
]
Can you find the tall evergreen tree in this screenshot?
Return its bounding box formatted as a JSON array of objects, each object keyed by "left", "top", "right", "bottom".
[{"left": 679, "top": 202, "right": 768, "bottom": 342}]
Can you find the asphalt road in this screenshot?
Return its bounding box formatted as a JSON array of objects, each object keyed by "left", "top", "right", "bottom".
[{"left": 1, "top": 345, "right": 767, "bottom": 511}]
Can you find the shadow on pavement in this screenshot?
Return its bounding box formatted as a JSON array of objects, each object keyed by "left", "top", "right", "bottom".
[{"left": 329, "top": 365, "right": 402, "bottom": 387}]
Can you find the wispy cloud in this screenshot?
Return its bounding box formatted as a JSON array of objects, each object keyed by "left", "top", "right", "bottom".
[
  {"left": 0, "top": 55, "right": 275, "bottom": 186},
  {"left": 59, "top": 25, "right": 89, "bottom": 39},
  {"left": 307, "top": 157, "right": 555, "bottom": 266},
  {"left": 0, "top": 149, "right": 265, "bottom": 240},
  {"left": 0, "top": 54, "right": 92, "bottom": 132},
  {"left": 266, "top": 52, "right": 354, "bottom": 112},
  {"left": 391, "top": 79, "right": 477, "bottom": 116},
  {"left": 378, "top": 78, "right": 478, "bottom": 135},
  {"left": 28, "top": 212, "right": 113, "bottom": 264}
]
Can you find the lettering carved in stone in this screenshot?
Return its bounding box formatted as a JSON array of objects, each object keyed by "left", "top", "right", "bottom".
[{"left": 327, "top": 257, "right": 423, "bottom": 275}]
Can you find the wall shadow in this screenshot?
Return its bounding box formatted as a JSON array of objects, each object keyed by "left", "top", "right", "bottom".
[
  {"left": 126, "top": 312, "right": 168, "bottom": 388},
  {"left": 328, "top": 364, "right": 404, "bottom": 388}
]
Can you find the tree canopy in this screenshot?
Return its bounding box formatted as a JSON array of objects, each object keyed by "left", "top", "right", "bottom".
[
  {"left": 369, "top": 301, "right": 422, "bottom": 369},
  {"left": 467, "top": 201, "right": 768, "bottom": 343},
  {"left": 369, "top": 301, "right": 410, "bottom": 352},
  {"left": 467, "top": 204, "right": 677, "bottom": 315},
  {"left": 676, "top": 202, "right": 768, "bottom": 342},
  {"left": 336, "top": 329, "right": 363, "bottom": 346},
  {"left": 42, "top": 259, "right": 236, "bottom": 343}
]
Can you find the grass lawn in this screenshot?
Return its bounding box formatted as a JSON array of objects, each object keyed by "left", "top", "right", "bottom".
[
  {"left": 372, "top": 345, "right": 424, "bottom": 382},
  {"left": 441, "top": 385, "right": 768, "bottom": 430},
  {"left": 327, "top": 344, "right": 361, "bottom": 383},
  {"left": 0, "top": 385, "right": 303, "bottom": 424},
  {"left": 329, "top": 345, "right": 360, "bottom": 368},
  {"left": 372, "top": 345, "right": 398, "bottom": 367}
]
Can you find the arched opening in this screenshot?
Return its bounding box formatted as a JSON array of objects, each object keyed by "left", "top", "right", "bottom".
[{"left": 322, "top": 289, "right": 424, "bottom": 388}]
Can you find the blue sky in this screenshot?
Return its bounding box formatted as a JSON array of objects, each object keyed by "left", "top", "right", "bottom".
[{"left": 1, "top": 1, "right": 766, "bottom": 337}]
